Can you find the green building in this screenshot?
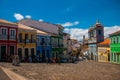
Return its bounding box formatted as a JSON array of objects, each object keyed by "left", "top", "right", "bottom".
[
  {"left": 110, "top": 30, "right": 120, "bottom": 64},
  {"left": 51, "top": 25, "right": 64, "bottom": 61}
]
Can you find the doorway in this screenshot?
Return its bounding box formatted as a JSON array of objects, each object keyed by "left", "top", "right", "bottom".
[
  {"left": 1, "top": 46, "right": 6, "bottom": 60},
  {"left": 10, "top": 46, "right": 14, "bottom": 55},
  {"left": 18, "top": 48, "right": 22, "bottom": 61},
  {"left": 25, "top": 48, "right": 29, "bottom": 61}
]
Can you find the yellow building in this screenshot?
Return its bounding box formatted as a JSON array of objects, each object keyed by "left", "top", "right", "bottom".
[
  {"left": 98, "top": 38, "right": 110, "bottom": 62},
  {"left": 17, "top": 23, "right": 36, "bottom": 62}
]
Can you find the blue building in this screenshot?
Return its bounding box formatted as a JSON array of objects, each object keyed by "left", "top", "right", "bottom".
[
  {"left": 36, "top": 32, "right": 51, "bottom": 62},
  {"left": 88, "top": 20, "right": 104, "bottom": 61}
]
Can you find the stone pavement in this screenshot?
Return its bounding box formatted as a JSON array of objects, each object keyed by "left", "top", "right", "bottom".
[{"left": 0, "top": 67, "right": 11, "bottom": 80}]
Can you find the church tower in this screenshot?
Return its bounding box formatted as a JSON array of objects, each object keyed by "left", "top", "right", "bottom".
[{"left": 94, "top": 20, "right": 104, "bottom": 43}]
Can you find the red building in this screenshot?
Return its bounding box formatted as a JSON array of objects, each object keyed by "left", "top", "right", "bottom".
[{"left": 0, "top": 19, "right": 18, "bottom": 61}]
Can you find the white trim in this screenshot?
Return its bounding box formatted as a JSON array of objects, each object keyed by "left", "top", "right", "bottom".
[
  {"left": 0, "top": 27, "right": 8, "bottom": 40},
  {"left": 1, "top": 27, "right": 8, "bottom": 35},
  {"left": 9, "top": 28, "right": 16, "bottom": 40}
]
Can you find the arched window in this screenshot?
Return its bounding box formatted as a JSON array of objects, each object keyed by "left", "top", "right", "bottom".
[{"left": 98, "top": 30, "right": 101, "bottom": 35}]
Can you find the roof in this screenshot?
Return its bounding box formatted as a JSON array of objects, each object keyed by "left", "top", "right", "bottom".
[
  {"left": 98, "top": 38, "right": 110, "bottom": 45},
  {"left": 18, "top": 23, "right": 35, "bottom": 30},
  {"left": 18, "top": 23, "right": 49, "bottom": 35},
  {"left": 0, "top": 19, "right": 17, "bottom": 26},
  {"left": 63, "top": 32, "right": 70, "bottom": 36},
  {"left": 18, "top": 19, "right": 61, "bottom": 34},
  {"left": 109, "top": 30, "right": 120, "bottom": 36}
]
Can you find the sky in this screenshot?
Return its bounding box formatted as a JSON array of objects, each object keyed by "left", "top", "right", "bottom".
[{"left": 0, "top": 0, "right": 120, "bottom": 41}]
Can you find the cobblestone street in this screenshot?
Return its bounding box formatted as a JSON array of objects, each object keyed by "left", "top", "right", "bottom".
[{"left": 0, "top": 61, "right": 120, "bottom": 80}]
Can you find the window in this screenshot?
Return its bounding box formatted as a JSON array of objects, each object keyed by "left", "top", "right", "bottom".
[
  {"left": 98, "top": 30, "right": 101, "bottom": 35},
  {"left": 114, "top": 37, "right": 116, "bottom": 44},
  {"left": 36, "top": 38, "right": 40, "bottom": 45},
  {"left": 18, "top": 33, "right": 22, "bottom": 42},
  {"left": 110, "top": 38, "right": 112, "bottom": 44},
  {"left": 41, "top": 38, "right": 45, "bottom": 45},
  {"left": 25, "top": 34, "right": 29, "bottom": 43},
  {"left": 10, "top": 29, "right": 15, "bottom": 36},
  {"left": 2, "top": 28, "right": 7, "bottom": 35},
  {"left": 116, "top": 36, "right": 119, "bottom": 43},
  {"left": 46, "top": 37, "right": 50, "bottom": 45},
  {"left": 31, "top": 34, "right": 34, "bottom": 43}
]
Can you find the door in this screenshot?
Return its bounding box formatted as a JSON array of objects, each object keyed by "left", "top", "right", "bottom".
[
  {"left": 1, "top": 46, "right": 6, "bottom": 60},
  {"left": 31, "top": 48, "right": 35, "bottom": 60},
  {"left": 18, "top": 48, "right": 22, "bottom": 60},
  {"left": 25, "top": 48, "right": 29, "bottom": 61},
  {"left": 10, "top": 46, "right": 14, "bottom": 55},
  {"left": 47, "top": 50, "right": 49, "bottom": 59},
  {"left": 42, "top": 49, "right": 45, "bottom": 62}
]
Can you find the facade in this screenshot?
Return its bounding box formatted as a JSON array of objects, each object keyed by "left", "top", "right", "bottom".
[
  {"left": 0, "top": 19, "right": 18, "bottom": 61},
  {"left": 63, "top": 33, "right": 72, "bottom": 55},
  {"left": 36, "top": 30, "right": 51, "bottom": 62},
  {"left": 82, "top": 35, "right": 89, "bottom": 56},
  {"left": 88, "top": 21, "right": 104, "bottom": 61},
  {"left": 17, "top": 23, "right": 36, "bottom": 62},
  {"left": 19, "top": 19, "right": 64, "bottom": 62},
  {"left": 71, "top": 39, "right": 81, "bottom": 57},
  {"left": 50, "top": 25, "right": 64, "bottom": 61},
  {"left": 98, "top": 38, "right": 110, "bottom": 62},
  {"left": 109, "top": 31, "right": 120, "bottom": 64}
]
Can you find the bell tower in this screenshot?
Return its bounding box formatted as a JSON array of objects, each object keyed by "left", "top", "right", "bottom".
[{"left": 94, "top": 20, "right": 104, "bottom": 43}]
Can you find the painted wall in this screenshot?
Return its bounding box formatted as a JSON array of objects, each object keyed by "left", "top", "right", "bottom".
[
  {"left": 17, "top": 28, "right": 36, "bottom": 61},
  {"left": 110, "top": 34, "right": 120, "bottom": 64},
  {"left": 98, "top": 47, "right": 110, "bottom": 62}
]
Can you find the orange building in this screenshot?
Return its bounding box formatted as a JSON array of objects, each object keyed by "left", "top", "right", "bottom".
[{"left": 98, "top": 38, "right": 110, "bottom": 62}]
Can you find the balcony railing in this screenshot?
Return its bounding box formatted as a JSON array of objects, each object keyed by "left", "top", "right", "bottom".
[
  {"left": 0, "top": 34, "right": 8, "bottom": 40},
  {"left": 30, "top": 39, "right": 36, "bottom": 43},
  {"left": 18, "top": 39, "right": 29, "bottom": 43},
  {"left": 9, "top": 36, "right": 16, "bottom": 40},
  {"left": 18, "top": 39, "right": 23, "bottom": 43}
]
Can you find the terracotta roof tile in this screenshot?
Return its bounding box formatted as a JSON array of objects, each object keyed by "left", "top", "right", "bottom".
[{"left": 98, "top": 38, "right": 110, "bottom": 44}]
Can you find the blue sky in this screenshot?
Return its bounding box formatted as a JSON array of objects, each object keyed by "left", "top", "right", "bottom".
[{"left": 1, "top": 0, "right": 120, "bottom": 40}]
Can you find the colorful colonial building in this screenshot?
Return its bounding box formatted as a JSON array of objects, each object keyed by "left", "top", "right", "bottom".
[
  {"left": 0, "top": 19, "right": 18, "bottom": 61},
  {"left": 36, "top": 30, "right": 51, "bottom": 62},
  {"left": 18, "top": 19, "right": 64, "bottom": 62},
  {"left": 109, "top": 31, "right": 120, "bottom": 64},
  {"left": 17, "top": 23, "right": 36, "bottom": 62},
  {"left": 98, "top": 38, "right": 110, "bottom": 62},
  {"left": 88, "top": 21, "right": 104, "bottom": 61},
  {"left": 51, "top": 25, "right": 64, "bottom": 62}
]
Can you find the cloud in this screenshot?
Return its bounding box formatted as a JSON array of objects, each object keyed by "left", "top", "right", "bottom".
[
  {"left": 64, "top": 25, "right": 120, "bottom": 41},
  {"left": 39, "top": 19, "right": 44, "bottom": 22},
  {"left": 60, "top": 21, "right": 79, "bottom": 27},
  {"left": 14, "top": 13, "right": 24, "bottom": 21},
  {"left": 64, "top": 28, "right": 88, "bottom": 41},
  {"left": 104, "top": 25, "right": 120, "bottom": 37},
  {"left": 25, "top": 15, "right": 31, "bottom": 19}
]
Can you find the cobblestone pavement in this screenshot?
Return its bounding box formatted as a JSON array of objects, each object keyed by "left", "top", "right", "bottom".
[
  {"left": 0, "top": 61, "right": 120, "bottom": 80},
  {"left": 0, "top": 67, "right": 11, "bottom": 80}
]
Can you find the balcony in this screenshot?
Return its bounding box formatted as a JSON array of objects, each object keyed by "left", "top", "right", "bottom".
[
  {"left": 0, "top": 34, "right": 8, "bottom": 40},
  {"left": 9, "top": 36, "right": 16, "bottom": 40},
  {"left": 59, "top": 44, "right": 64, "bottom": 47},
  {"left": 88, "top": 39, "right": 96, "bottom": 43},
  {"left": 18, "top": 39, "right": 23, "bottom": 43},
  {"left": 24, "top": 39, "right": 30, "bottom": 43},
  {"left": 18, "top": 39, "right": 30, "bottom": 43},
  {"left": 41, "top": 42, "right": 46, "bottom": 46},
  {"left": 30, "top": 39, "right": 36, "bottom": 43}
]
